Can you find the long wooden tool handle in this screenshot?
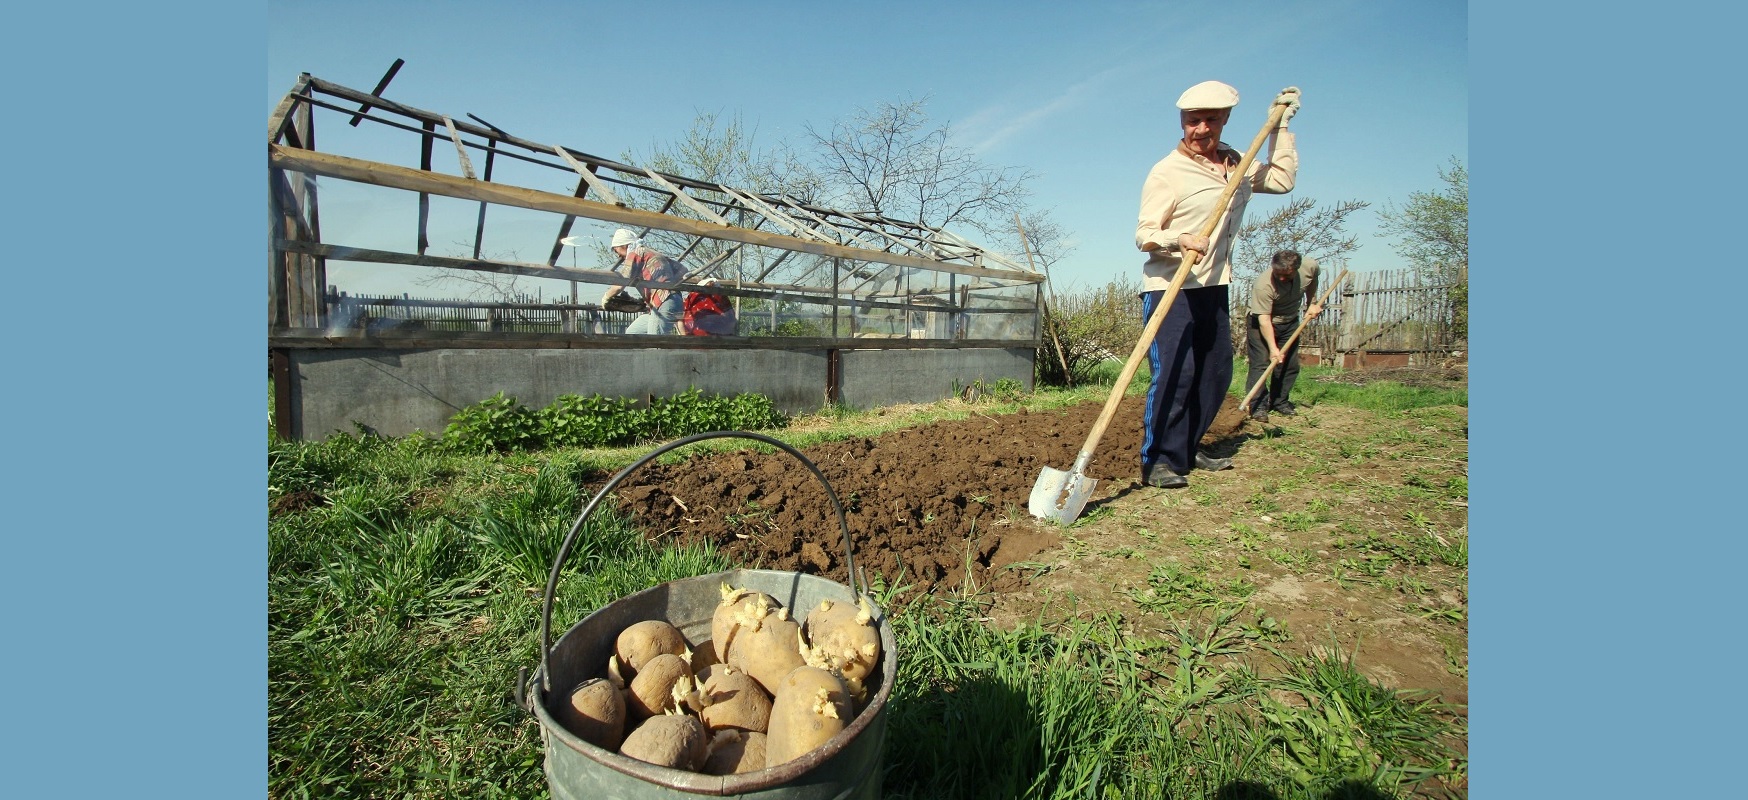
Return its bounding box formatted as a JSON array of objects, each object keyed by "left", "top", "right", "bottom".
[
  {"left": 1069, "top": 102, "right": 1290, "bottom": 466},
  {"left": 1240, "top": 268, "right": 1349, "bottom": 411}
]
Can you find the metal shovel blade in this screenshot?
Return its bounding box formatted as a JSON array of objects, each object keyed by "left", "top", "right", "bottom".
[{"left": 1028, "top": 465, "right": 1098, "bottom": 524}]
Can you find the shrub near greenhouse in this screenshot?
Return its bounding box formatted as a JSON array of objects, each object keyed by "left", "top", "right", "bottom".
[{"left": 443, "top": 389, "right": 788, "bottom": 454}]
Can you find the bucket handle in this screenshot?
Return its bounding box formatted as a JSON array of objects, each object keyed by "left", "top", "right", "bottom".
[{"left": 538, "top": 430, "right": 862, "bottom": 693}]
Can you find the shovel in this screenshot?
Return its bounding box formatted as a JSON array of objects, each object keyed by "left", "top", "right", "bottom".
[
  {"left": 1239, "top": 267, "right": 1348, "bottom": 415},
  {"left": 1029, "top": 100, "right": 1290, "bottom": 524}
]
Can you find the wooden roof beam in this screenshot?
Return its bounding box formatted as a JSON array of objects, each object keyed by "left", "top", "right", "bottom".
[{"left": 271, "top": 144, "right": 1041, "bottom": 284}]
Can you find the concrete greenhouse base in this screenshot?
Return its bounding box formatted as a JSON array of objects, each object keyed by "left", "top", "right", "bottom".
[{"left": 277, "top": 346, "right": 1034, "bottom": 440}]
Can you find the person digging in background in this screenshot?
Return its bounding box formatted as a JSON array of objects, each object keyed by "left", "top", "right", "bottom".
[
  {"left": 1245, "top": 249, "right": 1322, "bottom": 423},
  {"left": 601, "top": 228, "right": 686, "bottom": 335},
  {"left": 1133, "top": 80, "right": 1301, "bottom": 489}
]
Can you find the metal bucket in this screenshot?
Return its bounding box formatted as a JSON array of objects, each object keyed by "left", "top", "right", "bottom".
[{"left": 521, "top": 431, "right": 895, "bottom": 799}]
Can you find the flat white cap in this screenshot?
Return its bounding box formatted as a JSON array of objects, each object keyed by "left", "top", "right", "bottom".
[
  {"left": 610, "top": 228, "right": 639, "bottom": 248},
  {"left": 1176, "top": 80, "right": 1240, "bottom": 110}
]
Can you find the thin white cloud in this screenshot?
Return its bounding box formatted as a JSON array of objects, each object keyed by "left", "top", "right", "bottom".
[{"left": 964, "top": 62, "right": 1135, "bottom": 153}]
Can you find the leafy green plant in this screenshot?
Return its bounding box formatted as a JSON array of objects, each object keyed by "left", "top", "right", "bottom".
[
  {"left": 441, "top": 388, "right": 789, "bottom": 454},
  {"left": 538, "top": 393, "right": 638, "bottom": 448},
  {"left": 442, "top": 392, "right": 540, "bottom": 454},
  {"left": 747, "top": 318, "right": 825, "bottom": 337}
]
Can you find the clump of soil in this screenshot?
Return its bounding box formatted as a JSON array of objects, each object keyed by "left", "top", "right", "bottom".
[{"left": 609, "top": 396, "right": 1250, "bottom": 594}]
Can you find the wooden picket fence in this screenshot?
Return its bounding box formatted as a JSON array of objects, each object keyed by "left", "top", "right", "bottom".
[{"left": 1328, "top": 268, "right": 1464, "bottom": 355}]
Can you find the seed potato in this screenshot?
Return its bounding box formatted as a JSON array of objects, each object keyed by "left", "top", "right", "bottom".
[
  {"left": 698, "top": 666, "right": 773, "bottom": 734},
  {"left": 554, "top": 678, "right": 626, "bottom": 752},
  {"left": 702, "top": 729, "right": 767, "bottom": 775},
  {"left": 711, "top": 584, "right": 782, "bottom": 663},
  {"left": 619, "top": 713, "right": 709, "bottom": 771},
  {"left": 627, "top": 652, "right": 693, "bottom": 719},
  {"left": 764, "top": 666, "right": 854, "bottom": 767},
  {"left": 615, "top": 620, "right": 689, "bottom": 680},
  {"left": 802, "top": 597, "right": 882, "bottom": 700},
  {"left": 690, "top": 638, "right": 721, "bottom": 674},
  {"left": 725, "top": 609, "right": 806, "bottom": 696}
]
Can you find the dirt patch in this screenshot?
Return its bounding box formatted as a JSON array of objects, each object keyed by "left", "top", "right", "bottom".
[
  {"left": 604, "top": 391, "right": 1468, "bottom": 701},
  {"left": 1312, "top": 364, "right": 1468, "bottom": 390},
  {"left": 612, "top": 396, "right": 1248, "bottom": 594},
  {"left": 270, "top": 489, "right": 324, "bottom": 516}
]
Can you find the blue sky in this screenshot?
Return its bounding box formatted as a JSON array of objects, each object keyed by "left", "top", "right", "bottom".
[{"left": 268, "top": 0, "right": 1466, "bottom": 295}]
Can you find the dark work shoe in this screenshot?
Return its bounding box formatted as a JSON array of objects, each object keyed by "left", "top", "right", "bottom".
[
  {"left": 1194, "top": 452, "right": 1233, "bottom": 471},
  {"left": 1273, "top": 404, "right": 1298, "bottom": 417},
  {"left": 1143, "top": 463, "right": 1189, "bottom": 489},
  {"left": 1249, "top": 410, "right": 1269, "bottom": 423}
]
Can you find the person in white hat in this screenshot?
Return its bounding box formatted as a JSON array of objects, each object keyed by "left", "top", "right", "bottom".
[
  {"left": 1132, "top": 81, "right": 1301, "bottom": 489},
  {"left": 601, "top": 228, "right": 687, "bottom": 334}
]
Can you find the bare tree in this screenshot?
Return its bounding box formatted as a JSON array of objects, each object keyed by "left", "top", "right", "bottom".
[
  {"left": 1006, "top": 208, "right": 1074, "bottom": 273},
  {"left": 415, "top": 240, "right": 532, "bottom": 302},
  {"left": 1379, "top": 157, "right": 1467, "bottom": 339},
  {"left": 1231, "top": 196, "right": 1371, "bottom": 284},
  {"left": 1004, "top": 208, "right": 1082, "bottom": 385},
  {"left": 804, "top": 97, "right": 1034, "bottom": 238},
  {"left": 1378, "top": 157, "right": 1467, "bottom": 284},
  {"left": 613, "top": 110, "right": 824, "bottom": 279},
  {"left": 1228, "top": 196, "right": 1370, "bottom": 356}
]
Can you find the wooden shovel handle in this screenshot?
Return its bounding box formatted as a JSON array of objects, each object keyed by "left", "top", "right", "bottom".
[
  {"left": 1072, "top": 101, "right": 1290, "bottom": 461},
  {"left": 1240, "top": 268, "right": 1349, "bottom": 411}
]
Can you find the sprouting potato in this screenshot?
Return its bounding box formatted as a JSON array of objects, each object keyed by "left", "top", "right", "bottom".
[
  {"left": 618, "top": 712, "right": 709, "bottom": 771},
  {"left": 801, "top": 596, "right": 882, "bottom": 701},
  {"left": 724, "top": 606, "right": 806, "bottom": 696},
  {"left": 615, "top": 620, "right": 688, "bottom": 680},
  {"left": 702, "top": 729, "right": 767, "bottom": 776},
  {"left": 695, "top": 662, "right": 735, "bottom": 689},
  {"left": 698, "top": 665, "right": 772, "bottom": 734},
  {"left": 764, "top": 666, "right": 854, "bottom": 767},
  {"left": 626, "top": 653, "right": 692, "bottom": 719},
  {"left": 690, "top": 638, "right": 721, "bottom": 674},
  {"left": 711, "top": 584, "right": 782, "bottom": 663},
  {"left": 554, "top": 677, "right": 626, "bottom": 752}
]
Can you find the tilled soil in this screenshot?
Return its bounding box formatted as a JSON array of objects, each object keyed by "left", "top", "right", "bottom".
[
  {"left": 604, "top": 381, "right": 1469, "bottom": 709},
  {"left": 612, "top": 396, "right": 1251, "bottom": 595}
]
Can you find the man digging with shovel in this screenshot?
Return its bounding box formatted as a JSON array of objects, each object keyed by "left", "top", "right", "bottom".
[
  {"left": 1245, "top": 249, "right": 1322, "bottom": 423},
  {"left": 1134, "top": 81, "right": 1300, "bottom": 488}
]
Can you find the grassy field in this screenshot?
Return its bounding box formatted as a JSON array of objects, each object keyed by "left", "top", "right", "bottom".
[{"left": 267, "top": 363, "right": 1467, "bottom": 799}]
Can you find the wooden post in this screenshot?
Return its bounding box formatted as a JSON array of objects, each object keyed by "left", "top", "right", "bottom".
[
  {"left": 1338, "top": 271, "right": 1358, "bottom": 368},
  {"left": 271, "top": 349, "right": 295, "bottom": 440},
  {"left": 268, "top": 172, "right": 287, "bottom": 331},
  {"left": 293, "top": 93, "right": 325, "bottom": 329},
  {"left": 472, "top": 135, "right": 498, "bottom": 259},
  {"left": 418, "top": 120, "right": 434, "bottom": 255},
  {"left": 825, "top": 348, "right": 841, "bottom": 406}
]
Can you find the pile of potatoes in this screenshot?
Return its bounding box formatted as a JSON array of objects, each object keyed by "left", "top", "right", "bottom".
[{"left": 552, "top": 583, "right": 884, "bottom": 775}]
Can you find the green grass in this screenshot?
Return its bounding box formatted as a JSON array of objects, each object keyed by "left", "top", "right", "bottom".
[{"left": 1230, "top": 363, "right": 1466, "bottom": 413}]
